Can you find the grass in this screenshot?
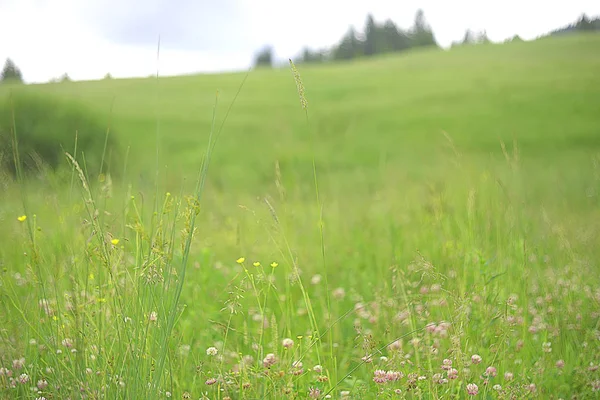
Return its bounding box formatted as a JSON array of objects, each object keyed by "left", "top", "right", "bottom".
[{"left": 0, "top": 33, "right": 600, "bottom": 399}]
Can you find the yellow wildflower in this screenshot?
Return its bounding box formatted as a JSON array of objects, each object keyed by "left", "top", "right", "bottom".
[
  {"left": 111, "top": 238, "right": 120, "bottom": 245},
  {"left": 236, "top": 257, "right": 245, "bottom": 264},
  {"left": 253, "top": 261, "right": 261, "bottom": 267},
  {"left": 271, "top": 262, "right": 279, "bottom": 268},
  {"left": 17, "top": 215, "right": 27, "bottom": 222}
]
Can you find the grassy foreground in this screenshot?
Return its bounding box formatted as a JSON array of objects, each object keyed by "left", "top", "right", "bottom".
[{"left": 1, "top": 33, "right": 600, "bottom": 399}]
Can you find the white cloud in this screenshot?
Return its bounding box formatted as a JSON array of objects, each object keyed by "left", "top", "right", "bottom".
[{"left": 1, "top": 0, "right": 599, "bottom": 83}]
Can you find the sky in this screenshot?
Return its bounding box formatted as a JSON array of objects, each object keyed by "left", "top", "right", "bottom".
[{"left": 1, "top": 0, "right": 599, "bottom": 83}]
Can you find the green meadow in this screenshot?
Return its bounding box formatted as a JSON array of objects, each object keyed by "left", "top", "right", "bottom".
[{"left": 0, "top": 33, "right": 599, "bottom": 399}]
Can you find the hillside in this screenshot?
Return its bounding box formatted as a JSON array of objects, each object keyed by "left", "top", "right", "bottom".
[
  {"left": 2, "top": 35, "right": 599, "bottom": 194},
  {"left": 1, "top": 33, "right": 600, "bottom": 399}
]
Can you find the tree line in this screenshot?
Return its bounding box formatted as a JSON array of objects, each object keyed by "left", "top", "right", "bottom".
[
  {"left": 254, "top": 10, "right": 438, "bottom": 68},
  {"left": 253, "top": 12, "right": 600, "bottom": 68},
  {"left": 2, "top": 12, "right": 599, "bottom": 83},
  {"left": 548, "top": 14, "right": 600, "bottom": 36}
]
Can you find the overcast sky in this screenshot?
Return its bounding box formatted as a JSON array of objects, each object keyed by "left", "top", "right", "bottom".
[{"left": 1, "top": 0, "right": 599, "bottom": 83}]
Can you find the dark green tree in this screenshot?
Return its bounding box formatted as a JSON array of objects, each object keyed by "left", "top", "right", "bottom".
[
  {"left": 478, "top": 30, "right": 491, "bottom": 44},
  {"left": 1, "top": 58, "right": 23, "bottom": 84},
  {"left": 462, "top": 29, "right": 476, "bottom": 45},
  {"left": 300, "top": 47, "right": 327, "bottom": 63},
  {"left": 577, "top": 14, "right": 594, "bottom": 31},
  {"left": 363, "top": 14, "right": 379, "bottom": 56},
  {"left": 382, "top": 19, "right": 411, "bottom": 52},
  {"left": 507, "top": 35, "right": 523, "bottom": 43},
  {"left": 410, "top": 9, "right": 437, "bottom": 48},
  {"left": 333, "top": 27, "right": 363, "bottom": 60},
  {"left": 254, "top": 46, "right": 274, "bottom": 68}
]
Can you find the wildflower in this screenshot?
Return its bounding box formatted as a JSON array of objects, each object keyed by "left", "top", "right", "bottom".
[
  {"left": 311, "top": 274, "right": 322, "bottom": 284},
  {"left": 592, "top": 380, "right": 600, "bottom": 391},
  {"left": 313, "top": 365, "right": 323, "bottom": 373},
  {"left": 442, "top": 359, "right": 452, "bottom": 370},
  {"left": 542, "top": 342, "right": 552, "bottom": 353},
  {"left": 165, "top": 392, "right": 172, "bottom": 397},
  {"left": 471, "top": 354, "right": 482, "bottom": 364},
  {"left": 37, "top": 379, "right": 48, "bottom": 390},
  {"left": 437, "top": 321, "right": 452, "bottom": 335},
  {"left": 448, "top": 368, "right": 458, "bottom": 380},
  {"left": 527, "top": 383, "right": 536, "bottom": 393},
  {"left": 332, "top": 287, "right": 346, "bottom": 300},
  {"left": 308, "top": 387, "right": 321, "bottom": 399},
  {"left": 18, "top": 373, "right": 29, "bottom": 384},
  {"left": 386, "top": 370, "right": 402, "bottom": 381},
  {"left": 270, "top": 262, "right": 278, "bottom": 268},
  {"left": 556, "top": 359, "right": 565, "bottom": 368},
  {"left": 12, "top": 358, "right": 25, "bottom": 370},
  {"left": 485, "top": 366, "right": 497, "bottom": 377},
  {"left": 282, "top": 338, "right": 294, "bottom": 349},
  {"left": 206, "top": 347, "right": 218, "bottom": 356},
  {"left": 62, "top": 338, "right": 73, "bottom": 348},
  {"left": 111, "top": 238, "right": 119, "bottom": 246},
  {"left": 242, "top": 355, "right": 254, "bottom": 366},
  {"left": 253, "top": 261, "right": 261, "bottom": 267},
  {"left": 388, "top": 340, "right": 402, "bottom": 351},
  {"left": 317, "top": 375, "right": 329, "bottom": 382},
  {"left": 263, "top": 353, "right": 277, "bottom": 368},
  {"left": 236, "top": 257, "right": 245, "bottom": 264},
  {"left": 493, "top": 384, "right": 502, "bottom": 391},
  {"left": 205, "top": 378, "right": 217, "bottom": 385},
  {"left": 291, "top": 361, "right": 304, "bottom": 375},
  {"left": 17, "top": 215, "right": 26, "bottom": 222},
  {"left": 466, "top": 383, "right": 478, "bottom": 395},
  {"left": 149, "top": 311, "right": 158, "bottom": 322},
  {"left": 394, "top": 389, "right": 402, "bottom": 394},
  {"left": 0, "top": 368, "right": 10, "bottom": 376},
  {"left": 504, "top": 372, "right": 514, "bottom": 381},
  {"left": 373, "top": 369, "right": 387, "bottom": 384}
]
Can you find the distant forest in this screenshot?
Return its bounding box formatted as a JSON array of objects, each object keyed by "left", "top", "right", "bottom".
[
  {"left": 253, "top": 12, "right": 600, "bottom": 68},
  {"left": 547, "top": 14, "right": 600, "bottom": 36}
]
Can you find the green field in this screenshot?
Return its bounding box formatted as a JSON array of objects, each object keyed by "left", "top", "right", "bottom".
[{"left": 1, "top": 33, "right": 600, "bottom": 399}]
